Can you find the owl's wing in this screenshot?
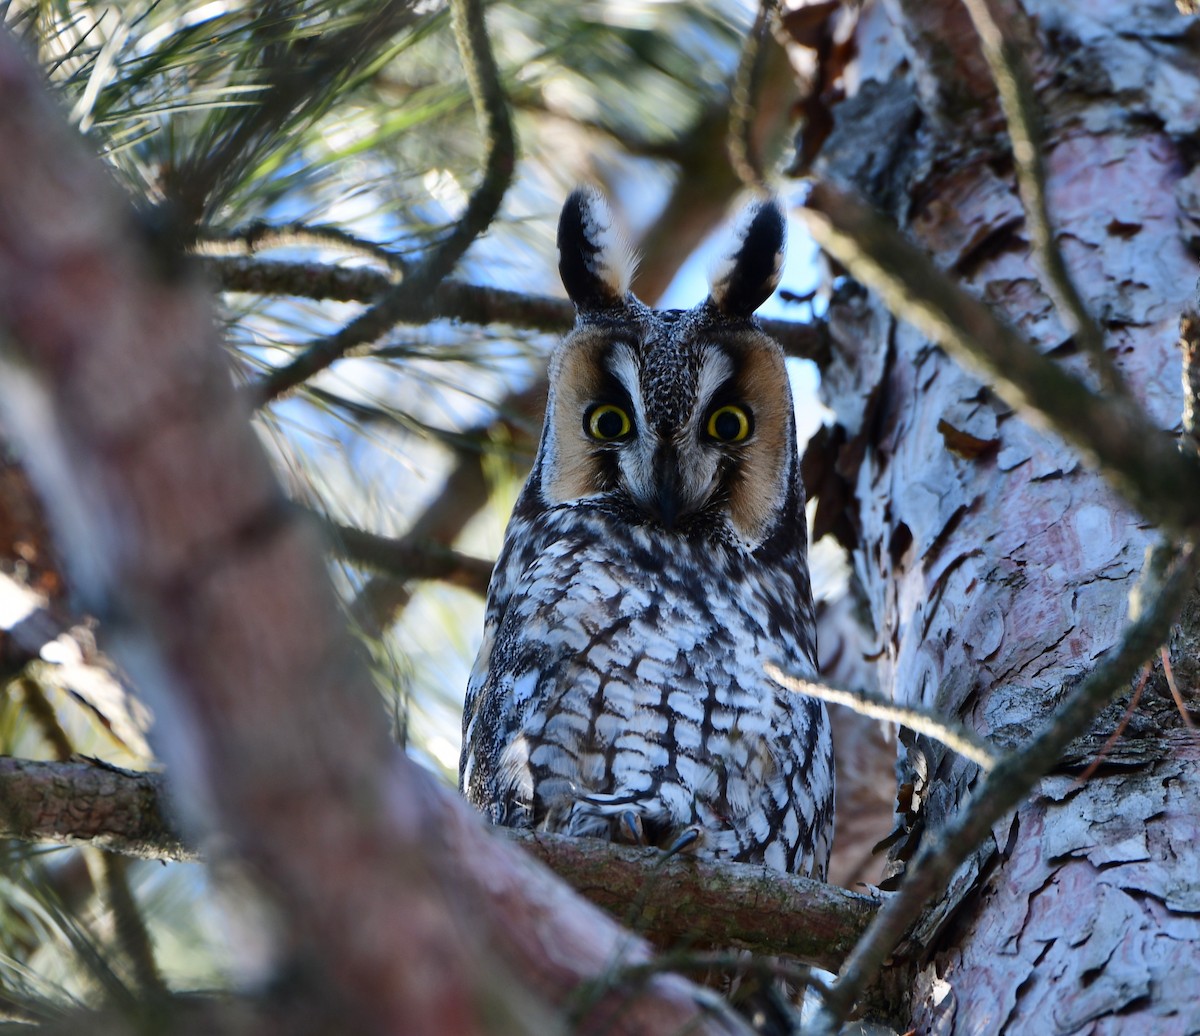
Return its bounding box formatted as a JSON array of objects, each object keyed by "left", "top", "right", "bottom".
[{"left": 459, "top": 606, "right": 547, "bottom": 825}]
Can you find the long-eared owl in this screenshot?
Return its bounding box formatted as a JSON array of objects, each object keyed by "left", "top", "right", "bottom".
[{"left": 460, "top": 188, "right": 833, "bottom": 879}]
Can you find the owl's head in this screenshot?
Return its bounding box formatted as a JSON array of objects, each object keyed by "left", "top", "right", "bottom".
[{"left": 533, "top": 187, "right": 800, "bottom": 550}]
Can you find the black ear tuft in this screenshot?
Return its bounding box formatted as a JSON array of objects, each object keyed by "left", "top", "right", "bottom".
[
  {"left": 708, "top": 197, "right": 786, "bottom": 317},
  {"left": 557, "top": 187, "right": 636, "bottom": 312}
]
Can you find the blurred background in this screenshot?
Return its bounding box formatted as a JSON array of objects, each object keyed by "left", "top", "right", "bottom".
[{"left": 0, "top": 0, "right": 878, "bottom": 1011}]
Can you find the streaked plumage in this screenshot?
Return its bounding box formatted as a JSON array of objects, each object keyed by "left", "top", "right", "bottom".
[{"left": 460, "top": 187, "right": 833, "bottom": 879}]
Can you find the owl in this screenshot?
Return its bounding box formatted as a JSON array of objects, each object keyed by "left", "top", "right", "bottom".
[{"left": 459, "top": 187, "right": 833, "bottom": 880}]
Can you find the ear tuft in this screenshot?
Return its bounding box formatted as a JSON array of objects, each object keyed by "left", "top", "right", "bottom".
[
  {"left": 708, "top": 196, "right": 786, "bottom": 317},
  {"left": 557, "top": 187, "right": 637, "bottom": 311}
]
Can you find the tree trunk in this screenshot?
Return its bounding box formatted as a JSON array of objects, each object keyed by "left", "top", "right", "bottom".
[{"left": 809, "top": 0, "right": 1200, "bottom": 1030}]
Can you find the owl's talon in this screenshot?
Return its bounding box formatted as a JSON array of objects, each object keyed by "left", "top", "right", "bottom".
[
  {"left": 665, "top": 825, "right": 702, "bottom": 858},
  {"left": 618, "top": 810, "right": 645, "bottom": 845}
]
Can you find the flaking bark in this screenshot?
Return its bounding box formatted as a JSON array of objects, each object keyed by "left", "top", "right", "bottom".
[{"left": 809, "top": 0, "right": 1200, "bottom": 1029}]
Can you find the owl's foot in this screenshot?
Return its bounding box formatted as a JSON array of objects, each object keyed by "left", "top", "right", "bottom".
[
  {"left": 618, "top": 809, "right": 646, "bottom": 846},
  {"left": 664, "top": 825, "right": 702, "bottom": 858}
]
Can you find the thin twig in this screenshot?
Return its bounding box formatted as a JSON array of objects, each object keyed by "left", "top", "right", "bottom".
[
  {"left": 811, "top": 542, "right": 1197, "bottom": 1031},
  {"left": 317, "top": 514, "right": 494, "bottom": 596},
  {"left": 765, "top": 664, "right": 996, "bottom": 771},
  {"left": 195, "top": 222, "right": 407, "bottom": 274},
  {"left": 958, "top": 0, "right": 1122, "bottom": 393},
  {"left": 1072, "top": 664, "right": 1149, "bottom": 786},
  {"left": 801, "top": 181, "right": 1200, "bottom": 534},
  {"left": 203, "top": 254, "right": 826, "bottom": 358},
  {"left": 728, "top": 0, "right": 776, "bottom": 188},
  {"left": 250, "top": 0, "right": 515, "bottom": 404},
  {"left": 1160, "top": 646, "right": 1197, "bottom": 731}
]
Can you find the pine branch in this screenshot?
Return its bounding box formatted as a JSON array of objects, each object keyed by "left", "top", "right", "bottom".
[
  {"left": 249, "top": 0, "right": 516, "bottom": 404},
  {"left": 508, "top": 830, "right": 879, "bottom": 973},
  {"left": 166, "top": 2, "right": 423, "bottom": 226}
]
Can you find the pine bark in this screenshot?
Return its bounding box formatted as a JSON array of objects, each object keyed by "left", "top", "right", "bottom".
[{"left": 811, "top": 0, "right": 1200, "bottom": 1030}]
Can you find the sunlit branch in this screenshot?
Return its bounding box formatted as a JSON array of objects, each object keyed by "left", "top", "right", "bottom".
[
  {"left": 1181, "top": 302, "right": 1200, "bottom": 459},
  {"left": 766, "top": 664, "right": 997, "bottom": 771},
  {"left": 195, "top": 222, "right": 408, "bottom": 274}
]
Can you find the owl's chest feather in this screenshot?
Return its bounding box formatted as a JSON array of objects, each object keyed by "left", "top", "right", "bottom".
[{"left": 466, "top": 513, "right": 825, "bottom": 862}]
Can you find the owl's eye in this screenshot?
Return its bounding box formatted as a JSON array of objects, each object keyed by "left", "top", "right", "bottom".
[
  {"left": 705, "top": 404, "right": 752, "bottom": 443},
  {"left": 585, "top": 403, "right": 633, "bottom": 441}
]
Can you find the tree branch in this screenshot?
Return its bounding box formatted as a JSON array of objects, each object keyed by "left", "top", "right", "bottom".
[
  {"left": 0, "top": 755, "right": 876, "bottom": 972},
  {"left": 801, "top": 181, "right": 1200, "bottom": 534},
  {"left": 507, "top": 830, "right": 879, "bottom": 973},
  {"left": 0, "top": 759, "right": 192, "bottom": 862},
  {"left": 202, "top": 255, "right": 826, "bottom": 359},
  {"left": 319, "top": 515, "right": 494, "bottom": 596}
]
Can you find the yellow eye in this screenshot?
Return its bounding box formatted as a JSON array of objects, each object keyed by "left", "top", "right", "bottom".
[
  {"left": 705, "top": 404, "right": 752, "bottom": 443},
  {"left": 585, "top": 403, "right": 632, "bottom": 441}
]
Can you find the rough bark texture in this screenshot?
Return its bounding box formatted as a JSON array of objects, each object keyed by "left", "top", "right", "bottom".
[
  {"left": 0, "top": 759, "right": 190, "bottom": 861},
  {"left": 0, "top": 28, "right": 751, "bottom": 1036},
  {"left": 811, "top": 0, "right": 1200, "bottom": 1030}
]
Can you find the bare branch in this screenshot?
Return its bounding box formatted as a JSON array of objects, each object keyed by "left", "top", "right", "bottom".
[
  {"left": 0, "top": 754, "right": 876, "bottom": 971},
  {"left": 508, "top": 830, "right": 879, "bottom": 974},
  {"left": 812, "top": 543, "right": 1198, "bottom": 1031},
  {"left": 766, "top": 664, "right": 997, "bottom": 772},
  {"left": 319, "top": 515, "right": 494, "bottom": 596},
  {"left": 0, "top": 759, "right": 193, "bottom": 862},
  {"left": 202, "top": 255, "right": 826, "bottom": 358},
  {"left": 801, "top": 181, "right": 1200, "bottom": 534}
]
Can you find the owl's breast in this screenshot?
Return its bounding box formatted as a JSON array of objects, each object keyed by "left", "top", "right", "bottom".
[{"left": 465, "top": 515, "right": 830, "bottom": 872}]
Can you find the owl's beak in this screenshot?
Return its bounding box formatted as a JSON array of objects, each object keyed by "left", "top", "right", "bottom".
[{"left": 648, "top": 445, "right": 686, "bottom": 529}]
